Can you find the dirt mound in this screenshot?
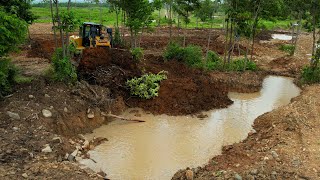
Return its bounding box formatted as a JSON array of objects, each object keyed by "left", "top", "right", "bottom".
[
  {"left": 256, "top": 30, "right": 273, "bottom": 41},
  {"left": 127, "top": 57, "right": 233, "bottom": 115},
  {"left": 27, "top": 37, "right": 57, "bottom": 59},
  {"left": 78, "top": 48, "right": 141, "bottom": 96}
]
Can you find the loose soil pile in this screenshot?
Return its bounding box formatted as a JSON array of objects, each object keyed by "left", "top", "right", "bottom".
[{"left": 128, "top": 56, "right": 233, "bottom": 115}]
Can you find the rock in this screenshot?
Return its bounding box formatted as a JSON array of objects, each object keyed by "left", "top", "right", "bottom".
[
  {"left": 271, "top": 151, "right": 279, "bottom": 159},
  {"left": 28, "top": 95, "right": 34, "bottom": 99},
  {"left": 185, "top": 169, "right": 194, "bottom": 180},
  {"left": 64, "top": 107, "right": 68, "bottom": 113},
  {"left": 82, "top": 140, "right": 90, "bottom": 149},
  {"left": 42, "top": 109, "right": 52, "bottom": 118},
  {"left": 22, "top": 173, "right": 28, "bottom": 178},
  {"left": 45, "top": 94, "right": 50, "bottom": 98},
  {"left": 67, "top": 154, "right": 75, "bottom": 162},
  {"left": 246, "top": 174, "right": 255, "bottom": 180},
  {"left": 250, "top": 169, "right": 258, "bottom": 175},
  {"left": 87, "top": 112, "right": 95, "bottom": 119},
  {"left": 13, "top": 127, "right": 19, "bottom": 131},
  {"left": 52, "top": 137, "right": 62, "bottom": 143},
  {"left": 234, "top": 173, "right": 242, "bottom": 180},
  {"left": 41, "top": 145, "right": 52, "bottom": 153},
  {"left": 7, "top": 111, "right": 20, "bottom": 120}
]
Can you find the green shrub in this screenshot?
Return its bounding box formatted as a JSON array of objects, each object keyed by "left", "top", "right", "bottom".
[
  {"left": 0, "top": 58, "right": 18, "bottom": 97},
  {"left": 279, "top": 44, "right": 295, "bottom": 56},
  {"left": 126, "top": 70, "right": 167, "bottom": 99},
  {"left": 131, "top": 47, "right": 144, "bottom": 62},
  {"left": 226, "top": 58, "right": 257, "bottom": 72},
  {"left": 163, "top": 42, "right": 202, "bottom": 66},
  {"left": 51, "top": 48, "right": 77, "bottom": 83},
  {"left": 163, "top": 42, "right": 185, "bottom": 61},
  {"left": 183, "top": 45, "right": 203, "bottom": 66},
  {"left": 301, "top": 65, "right": 320, "bottom": 84}
]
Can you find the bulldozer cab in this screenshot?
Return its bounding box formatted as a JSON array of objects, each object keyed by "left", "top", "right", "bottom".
[{"left": 78, "top": 22, "right": 112, "bottom": 48}]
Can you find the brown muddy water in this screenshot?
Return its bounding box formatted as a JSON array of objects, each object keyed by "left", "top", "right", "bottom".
[{"left": 81, "top": 76, "right": 300, "bottom": 180}]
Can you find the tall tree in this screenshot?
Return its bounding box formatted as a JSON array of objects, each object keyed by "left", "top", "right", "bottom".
[
  {"left": 119, "top": 0, "right": 153, "bottom": 48},
  {"left": 153, "top": 0, "right": 163, "bottom": 27},
  {"left": 174, "top": 0, "right": 200, "bottom": 46}
]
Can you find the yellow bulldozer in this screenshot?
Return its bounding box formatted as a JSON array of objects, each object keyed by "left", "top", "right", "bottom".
[{"left": 69, "top": 22, "right": 113, "bottom": 50}]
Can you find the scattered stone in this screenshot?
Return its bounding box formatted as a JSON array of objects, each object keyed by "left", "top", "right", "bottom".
[
  {"left": 13, "top": 127, "right": 19, "bottom": 131},
  {"left": 271, "top": 171, "right": 277, "bottom": 180},
  {"left": 271, "top": 151, "right": 279, "bottom": 159},
  {"left": 67, "top": 154, "right": 75, "bottom": 162},
  {"left": 7, "top": 111, "right": 20, "bottom": 120},
  {"left": 246, "top": 174, "right": 255, "bottom": 180},
  {"left": 185, "top": 169, "right": 194, "bottom": 180},
  {"left": 41, "top": 145, "right": 52, "bottom": 153},
  {"left": 28, "top": 95, "right": 34, "bottom": 99},
  {"left": 22, "top": 173, "right": 28, "bottom": 178},
  {"left": 64, "top": 107, "right": 68, "bottom": 113},
  {"left": 52, "top": 137, "right": 62, "bottom": 143},
  {"left": 87, "top": 112, "right": 95, "bottom": 119},
  {"left": 42, "top": 109, "right": 52, "bottom": 118},
  {"left": 234, "top": 173, "right": 242, "bottom": 180},
  {"left": 49, "top": 106, "right": 54, "bottom": 109},
  {"left": 250, "top": 169, "right": 258, "bottom": 175},
  {"left": 82, "top": 140, "right": 90, "bottom": 149},
  {"left": 45, "top": 94, "right": 50, "bottom": 98}
]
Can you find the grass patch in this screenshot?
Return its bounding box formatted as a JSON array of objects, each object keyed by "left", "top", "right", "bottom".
[{"left": 279, "top": 44, "right": 295, "bottom": 56}]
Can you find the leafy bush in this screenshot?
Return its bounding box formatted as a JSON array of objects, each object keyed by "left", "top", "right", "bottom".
[
  {"left": 51, "top": 48, "right": 77, "bottom": 83},
  {"left": 0, "top": 10, "right": 28, "bottom": 57},
  {"left": 279, "top": 44, "right": 295, "bottom": 56},
  {"left": 126, "top": 71, "right": 167, "bottom": 99},
  {"left": 131, "top": 47, "right": 144, "bottom": 62},
  {"left": 301, "top": 65, "right": 320, "bottom": 84},
  {"left": 226, "top": 58, "right": 257, "bottom": 72},
  {"left": 163, "top": 42, "right": 202, "bottom": 66},
  {"left": 0, "top": 58, "right": 18, "bottom": 97}
]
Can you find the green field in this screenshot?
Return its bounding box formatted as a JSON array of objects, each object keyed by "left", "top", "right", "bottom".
[{"left": 32, "top": 7, "right": 291, "bottom": 30}]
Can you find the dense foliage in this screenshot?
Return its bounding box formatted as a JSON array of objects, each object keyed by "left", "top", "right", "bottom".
[
  {"left": 163, "top": 42, "right": 202, "bottom": 66},
  {"left": 164, "top": 43, "right": 257, "bottom": 72},
  {"left": 0, "top": 0, "right": 37, "bottom": 24},
  {"left": 49, "top": 48, "right": 77, "bottom": 84},
  {"left": 0, "top": 59, "right": 18, "bottom": 97},
  {"left": 131, "top": 48, "right": 144, "bottom": 62},
  {"left": 126, "top": 71, "right": 167, "bottom": 99},
  {"left": 0, "top": 9, "right": 28, "bottom": 57}
]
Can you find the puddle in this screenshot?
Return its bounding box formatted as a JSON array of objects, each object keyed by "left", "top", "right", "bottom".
[
  {"left": 272, "top": 34, "right": 293, "bottom": 41},
  {"left": 83, "top": 76, "right": 300, "bottom": 180}
]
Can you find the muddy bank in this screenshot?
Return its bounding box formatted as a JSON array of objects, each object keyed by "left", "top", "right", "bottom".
[{"left": 172, "top": 84, "right": 320, "bottom": 180}]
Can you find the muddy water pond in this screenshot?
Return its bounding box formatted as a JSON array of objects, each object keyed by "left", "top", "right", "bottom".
[
  {"left": 272, "top": 34, "right": 293, "bottom": 41},
  {"left": 82, "top": 76, "right": 300, "bottom": 180}
]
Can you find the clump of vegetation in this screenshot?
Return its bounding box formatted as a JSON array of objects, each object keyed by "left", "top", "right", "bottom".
[
  {"left": 279, "top": 44, "right": 295, "bottom": 56},
  {"left": 301, "top": 65, "right": 320, "bottom": 84},
  {"left": 126, "top": 71, "right": 167, "bottom": 99},
  {"left": 47, "top": 48, "right": 77, "bottom": 84},
  {"left": 163, "top": 42, "right": 202, "bottom": 66},
  {"left": 131, "top": 47, "right": 144, "bottom": 62},
  {"left": 0, "top": 59, "right": 18, "bottom": 97},
  {"left": 164, "top": 43, "right": 257, "bottom": 72},
  {"left": 301, "top": 44, "right": 320, "bottom": 84}
]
